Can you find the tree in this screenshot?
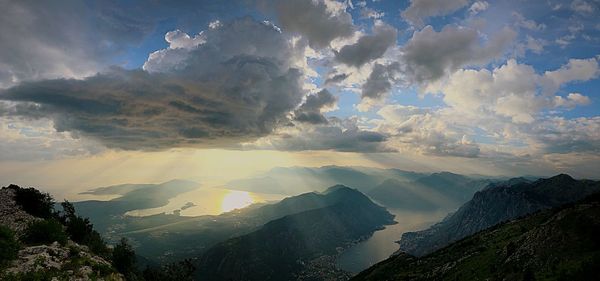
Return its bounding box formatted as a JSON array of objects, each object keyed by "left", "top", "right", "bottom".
[
  {"left": 0, "top": 226, "right": 19, "bottom": 267},
  {"left": 8, "top": 185, "right": 55, "bottom": 219},
  {"left": 112, "top": 238, "right": 137, "bottom": 276}
]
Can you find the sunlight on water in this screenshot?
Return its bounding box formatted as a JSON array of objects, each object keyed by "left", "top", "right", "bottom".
[{"left": 221, "top": 190, "right": 254, "bottom": 212}]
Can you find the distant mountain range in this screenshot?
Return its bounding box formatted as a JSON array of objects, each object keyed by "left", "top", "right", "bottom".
[
  {"left": 398, "top": 174, "right": 600, "bottom": 256},
  {"left": 352, "top": 191, "right": 600, "bottom": 281},
  {"left": 367, "top": 172, "right": 494, "bottom": 211},
  {"left": 225, "top": 166, "right": 427, "bottom": 195},
  {"left": 228, "top": 166, "right": 502, "bottom": 211},
  {"left": 196, "top": 186, "right": 394, "bottom": 281}
]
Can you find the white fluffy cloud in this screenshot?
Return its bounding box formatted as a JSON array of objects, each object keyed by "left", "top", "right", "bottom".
[{"left": 425, "top": 58, "right": 598, "bottom": 124}]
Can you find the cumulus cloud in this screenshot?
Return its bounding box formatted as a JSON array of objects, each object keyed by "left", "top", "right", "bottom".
[
  {"left": 468, "top": 1, "right": 489, "bottom": 15},
  {"left": 293, "top": 89, "right": 338, "bottom": 124},
  {"left": 270, "top": 0, "right": 355, "bottom": 49},
  {"left": 401, "top": 25, "right": 516, "bottom": 83},
  {"left": 401, "top": 0, "right": 471, "bottom": 26},
  {"left": 0, "top": 18, "right": 307, "bottom": 151},
  {"left": 425, "top": 58, "right": 598, "bottom": 124},
  {"left": 0, "top": 0, "right": 153, "bottom": 89},
  {"left": 360, "top": 62, "right": 400, "bottom": 102},
  {"left": 248, "top": 117, "right": 392, "bottom": 152},
  {"left": 334, "top": 23, "right": 397, "bottom": 67},
  {"left": 375, "top": 105, "right": 480, "bottom": 157},
  {"left": 542, "top": 57, "right": 599, "bottom": 94}
]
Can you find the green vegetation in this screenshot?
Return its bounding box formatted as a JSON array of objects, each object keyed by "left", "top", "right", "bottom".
[
  {"left": 23, "top": 219, "right": 68, "bottom": 246},
  {"left": 0, "top": 226, "right": 19, "bottom": 267},
  {"left": 112, "top": 238, "right": 137, "bottom": 277},
  {"left": 142, "top": 259, "right": 196, "bottom": 281},
  {"left": 352, "top": 193, "right": 600, "bottom": 281},
  {"left": 2, "top": 184, "right": 197, "bottom": 281},
  {"left": 8, "top": 184, "right": 55, "bottom": 219},
  {"left": 60, "top": 201, "right": 109, "bottom": 256}
]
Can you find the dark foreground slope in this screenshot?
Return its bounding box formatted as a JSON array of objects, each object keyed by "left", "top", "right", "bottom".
[
  {"left": 399, "top": 174, "right": 600, "bottom": 256},
  {"left": 196, "top": 186, "right": 394, "bottom": 281},
  {"left": 353, "top": 192, "right": 600, "bottom": 281}
]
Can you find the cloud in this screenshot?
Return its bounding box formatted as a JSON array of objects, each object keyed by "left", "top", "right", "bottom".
[
  {"left": 512, "top": 12, "right": 546, "bottom": 31},
  {"left": 360, "top": 62, "right": 400, "bottom": 101},
  {"left": 248, "top": 117, "right": 392, "bottom": 152},
  {"left": 0, "top": 18, "right": 308, "bottom": 151},
  {"left": 294, "top": 89, "right": 337, "bottom": 124},
  {"left": 468, "top": 1, "right": 489, "bottom": 15},
  {"left": 425, "top": 58, "right": 597, "bottom": 124},
  {"left": 542, "top": 57, "right": 599, "bottom": 94},
  {"left": 324, "top": 72, "right": 350, "bottom": 85},
  {"left": 360, "top": 7, "right": 385, "bottom": 19},
  {"left": 401, "top": 25, "right": 516, "bottom": 83},
  {"left": 270, "top": 0, "right": 355, "bottom": 49},
  {"left": 375, "top": 105, "right": 481, "bottom": 157},
  {"left": 571, "top": 0, "right": 594, "bottom": 14},
  {"left": 334, "top": 23, "right": 397, "bottom": 67},
  {"left": 0, "top": 115, "right": 103, "bottom": 161},
  {"left": 401, "top": 0, "right": 471, "bottom": 26},
  {"left": 0, "top": 0, "right": 153, "bottom": 89}
]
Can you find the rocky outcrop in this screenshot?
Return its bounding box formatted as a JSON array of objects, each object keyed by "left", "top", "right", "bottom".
[
  {"left": 0, "top": 186, "right": 124, "bottom": 281},
  {"left": 0, "top": 188, "right": 40, "bottom": 234},
  {"left": 5, "top": 241, "right": 122, "bottom": 281}
]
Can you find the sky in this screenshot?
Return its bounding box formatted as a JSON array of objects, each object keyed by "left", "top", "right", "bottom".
[{"left": 0, "top": 0, "right": 599, "bottom": 194}]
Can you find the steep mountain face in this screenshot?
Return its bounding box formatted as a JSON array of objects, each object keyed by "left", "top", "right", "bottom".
[
  {"left": 398, "top": 174, "right": 600, "bottom": 256},
  {"left": 367, "top": 173, "right": 493, "bottom": 211},
  {"left": 196, "top": 187, "right": 395, "bottom": 281},
  {"left": 352, "top": 192, "right": 600, "bottom": 281}
]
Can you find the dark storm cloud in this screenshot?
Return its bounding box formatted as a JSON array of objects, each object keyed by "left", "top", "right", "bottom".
[
  {"left": 0, "top": 18, "right": 305, "bottom": 151},
  {"left": 294, "top": 89, "right": 337, "bottom": 124}
]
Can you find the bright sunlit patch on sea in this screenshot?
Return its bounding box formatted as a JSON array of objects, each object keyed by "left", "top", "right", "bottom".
[{"left": 221, "top": 190, "right": 254, "bottom": 213}]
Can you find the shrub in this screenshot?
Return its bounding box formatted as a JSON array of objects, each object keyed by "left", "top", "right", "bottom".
[
  {"left": 60, "top": 201, "right": 109, "bottom": 256},
  {"left": 0, "top": 226, "right": 19, "bottom": 267},
  {"left": 112, "top": 238, "right": 136, "bottom": 276},
  {"left": 7, "top": 185, "right": 55, "bottom": 219},
  {"left": 23, "top": 219, "right": 67, "bottom": 246},
  {"left": 143, "top": 259, "right": 196, "bottom": 281}
]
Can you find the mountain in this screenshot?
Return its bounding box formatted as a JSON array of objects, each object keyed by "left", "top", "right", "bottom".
[
  {"left": 225, "top": 166, "right": 428, "bottom": 195},
  {"left": 398, "top": 174, "right": 600, "bottom": 256},
  {"left": 73, "top": 180, "right": 200, "bottom": 233},
  {"left": 86, "top": 184, "right": 392, "bottom": 264},
  {"left": 0, "top": 185, "right": 125, "bottom": 280},
  {"left": 352, "top": 192, "right": 600, "bottom": 281},
  {"left": 196, "top": 186, "right": 395, "bottom": 281},
  {"left": 367, "top": 172, "right": 494, "bottom": 211}
]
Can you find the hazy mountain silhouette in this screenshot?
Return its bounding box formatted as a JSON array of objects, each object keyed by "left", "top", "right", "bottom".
[
  {"left": 352, "top": 191, "right": 600, "bottom": 280},
  {"left": 196, "top": 186, "right": 394, "bottom": 281},
  {"left": 398, "top": 174, "right": 600, "bottom": 256}
]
